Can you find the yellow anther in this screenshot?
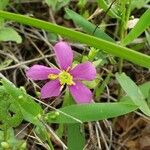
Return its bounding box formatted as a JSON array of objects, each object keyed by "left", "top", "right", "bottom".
[
  {"left": 58, "top": 70, "right": 75, "bottom": 86},
  {"left": 48, "top": 74, "right": 58, "bottom": 80},
  {"left": 48, "top": 70, "right": 75, "bottom": 86}
]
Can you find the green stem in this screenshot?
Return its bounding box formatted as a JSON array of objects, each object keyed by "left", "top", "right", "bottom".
[
  {"left": 3, "top": 127, "right": 8, "bottom": 141},
  {"left": 124, "top": 0, "right": 132, "bottom": 33},
  {"left": 118, "top": 0, "right": 132, "bottom": 97},
  {"left": 95, "top": 72, "right": 112, "bottom": 101},
  {"left": 47, "top": 140, "right": 54, "bottom": 150},
  {"left": 118, "top": 0, "right": 126, "bottom": 74},
  {"left": 56, "top": 89, "right": 74, "bottom": 138}
]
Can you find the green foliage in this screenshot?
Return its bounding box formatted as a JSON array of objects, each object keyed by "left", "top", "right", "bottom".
[
  {"left": 96, "top": 0, "right": 120, "bottom": 19},
  {"left": 0, "top": 0, "right": 22, "bottom": 43},
  {"left": 0, "top": 11, "right": 150, "bottom": 68},
  {"left": 140, "top": 82, "right": 150, "bottom": 99},
  {"left": 35, "top": 124, "right": 54, "bottom": 150},
  {"left": 45, "top": 0, "right": 70, "bottom": 11},
  {"left": 46, "top": 102, "right": 137, "bottom": 124},
  {"left": 77, "top": 0, "right": 87, "bottom": 8},
  {"left": 0, "top": 59, "right": 13, "bottom": 70},
  {"left": 0, "top": 129, "right": 26, "bottom": 149},
  {"left": 131, "top": 0, "right": 150, "bottom": 10},
  {"left": 82, "top": 47, "right": 109, "bottom": 67},
  {"left": 0, "top": 0, "right": 9, "bottom": 10},
  {"left": 0, "top": 86, "right": 23, "bottom": 130},
  {"left": 0, "top": 78, "right": 49, "bottom": 149},
  {"left": 0, "top": 27, "right": 22, "bottom": 43},
  {"left": 67, "top": 123, "right": 85, "bottom": 150},
  {"left": 83, "top": 78, "right": 99, "bottom": 89},
  {"left": 145, "top": 30, "right": 150, "bottom": 46},
  {"left": 35, "top": 125, "right": 49, "bottom": 142},
  {"left": 123, "top": 9, "right": 150, "bottom": 45},
  {"left": 65, "top": 8, "right": 114, "bottom": 42},
  {"left": 0, "top": 2, "right": 149, "bottom": 149},
  {"left": 116, "top": 73, "right": 150, "bottom": 116},
  {"left": 95, "top": 72, "right": 111, "bottom": 100},
  {"left": 88, "top": 47, "right": 100, "bottom": 61},
  {"left": 93, "top": 50, "right": 109, "bottom": 66},
  {"left": 1, "top": 78, "right": 43, "bottom": 126}
]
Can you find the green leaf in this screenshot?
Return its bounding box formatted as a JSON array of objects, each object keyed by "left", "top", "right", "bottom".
[
  {"left": 65, "top": 8, "right": 114, "bottom": 42},
  {"left": 0, "top": 86, "right": 23, "bottom": 129},
  {"left": 145, "top": 30, "right": 150, "bottom": 46},
  {"left": 45, "top": 0, "right": 57, "bottom": 10},
  {"left": 0, "top": 27, "right": 22, "bottom": 43},
  {"left": 131, "top": 0, "right": 150, "bottom": 10},
  {"left": 123, "top": 9, "right": 150, "bottom": 45},
  {"left": 88, "top": 47, "right": 99, "bottom": 61},
  {"left": 116, "top": 73, "right": 150, "bottom": 116},
  {"left": 46, "top": 102, "right": 138, "bottom": 123},
  {"left": 0, "top": 10, "right": 150, "bottom": 68},
  {"left": 96, "top": 0, "right": 120, "bottom": 19},
  {"left": 0, "top": 0, "right": 9, "bottom": 10},
  {"left": 67, "top": 123, "right": 85, "bottom": 150},
  {"left": 83, "top": 79, "right": 99, "bottom": 89},
  {"left": 45, "top": 0, "right": 70, "bottom": 11},
  {"left": 56, "top": 0, "right": 70, "bottom": 11},
  {"left": 77, "top": 0, "right": 87, "bottom": 9},
  {"left": 139, "top": 82, "right": 150, "bottom": 99},
  {"left": 120, "top": 81, "right": 150, "bottom": 107},
  {"left": 1, "top": 78, "right": 43, "bottom": 125},
  {"left": 0, "top": 0, "right": 5, "bottom": 27}
]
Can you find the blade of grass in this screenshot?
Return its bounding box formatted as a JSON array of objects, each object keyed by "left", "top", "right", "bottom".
[
  {"left": 0, "top": 11, "right": 150, "bottom": 68},
  {"left": 123, "top": 9, "right": 150, "bottom": 45},
  {"left": 65, "top": 8, "right": 114, "bottom": 42}
]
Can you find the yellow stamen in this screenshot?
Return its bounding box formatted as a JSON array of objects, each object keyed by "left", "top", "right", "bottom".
[
  {"left": 58, "top": 70, "right": 75, "bottom": 86},
  {"left": 48, "top": 70, "right": 75, "bottom": 86},
  {"left": 48, "top": 74, "right": 58, "bottom": 80}
]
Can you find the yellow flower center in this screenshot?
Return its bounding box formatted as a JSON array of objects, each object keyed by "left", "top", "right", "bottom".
[
  {"left": 48, "top": 70, "right": 75, "bottom": 86},
  {"left": 59, "top": 70, "right": 74, "bottom": 85}
]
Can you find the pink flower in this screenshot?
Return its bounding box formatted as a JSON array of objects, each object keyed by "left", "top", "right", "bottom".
[{"left": 26, "top": 41, "right": 96, "bottom": 103}]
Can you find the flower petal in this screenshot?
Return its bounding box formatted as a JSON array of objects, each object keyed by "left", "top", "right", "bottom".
[
  {"left": 41, "top": 80, "right": 61, "bottom": 99},
  {"left": 69, "top": 81, "right": 92, "bottom": 103},
  {"left": 54, "top": 41, "right": 73, "bottom": 70},
  {"left": 26, "top": 65, "right": 60, "bottom": 80},
  {"left": 70, "top": 61, "right": 96, "bottom": 81}
]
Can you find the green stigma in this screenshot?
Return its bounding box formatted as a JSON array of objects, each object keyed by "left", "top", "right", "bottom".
[{"left": 58, "top": 70, "right": 74, "bottom": 85}]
